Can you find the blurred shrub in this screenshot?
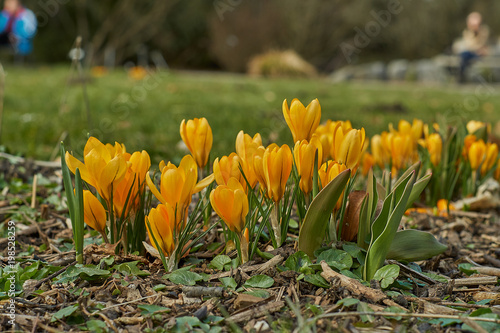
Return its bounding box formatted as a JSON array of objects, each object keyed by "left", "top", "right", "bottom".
[{"left": 247, "top": 50, "right": 317, "bottom": 78}]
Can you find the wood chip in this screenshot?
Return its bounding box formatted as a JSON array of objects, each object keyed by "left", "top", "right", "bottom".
[
  {"left": 227, "top": 300, "right": 285, "bottom": 323},
  {"left": 234, "top": 294, "right": 266, "bottom": 310}
]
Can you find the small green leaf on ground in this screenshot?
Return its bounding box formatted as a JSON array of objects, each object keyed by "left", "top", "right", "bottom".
[
  {"left": 337, "top": 297, "right": 360, "bottom": 307},
  {"left": 458, "top": 263, "right": 478, "bottom": 276},
  {"left": 244, "top": 275, "right": 274, "bottom": 289},
  {"left": 220, "top": 277, "right": 237, "bottom": 290},
  {"left": 304, "top": 273, "right": 330, "bottom": 288},
  {"left": 137, "top": 304, "right": 170, "bottom": 316},
  {"left": 86, "top": 320, "right": 107, "bottom": 332},
  {"left": 284, "top": 251, "right": 312, "bottom": 273},
  {"left": 165, "top": 270, "right": 203, "bottom": 286},
  {"left": 113, "top": 261, "right": 150, "bottom": 276},
  {"left": 357, "top": 302, "right": 374, "bottom": 323},
  {"left": 373, "top": 264, "right": 400, "bottom": 289},
  {"left": 317, "top": 249, "right": 353, "bottom": 271},
  {"left": 209, "top": 255, "right": 232, "bottom": 271},
  {"left": 175, "top": 316, "right": 210, "bottom": 331},
  {"left": 51, "top": 304, "right": 79, "bottom": 322}
]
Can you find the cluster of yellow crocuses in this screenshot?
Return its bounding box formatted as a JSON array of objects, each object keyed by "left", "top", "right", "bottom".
[
  {"left": 66, "top": 96, "right": 499, "bottom": 266},
  {"left": 65, "top": 138, "right": 150, "bottom": 244}
]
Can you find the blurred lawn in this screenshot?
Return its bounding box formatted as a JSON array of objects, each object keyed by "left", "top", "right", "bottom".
[{"left": 2, "top": 66, "right": 499, "bottom": 165}]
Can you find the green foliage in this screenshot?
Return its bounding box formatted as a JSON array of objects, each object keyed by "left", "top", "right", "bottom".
[
  {"left": 244, "top": 275, "right": 275, "bottom": 289},
  {"left": 61, "top": 143, "right": 85, "bottom": 264},
  {"left": 164, "top": 267, "right": 203, "bottom": 286},
  {"left": 298, "top": 169, "right": 351, "bottom": 257},
  {"left": 372, "top": 264, "right": 400, "bottom": 289},
  {"left": 361, "top": 162, "right": 447, "bottom": 281}
]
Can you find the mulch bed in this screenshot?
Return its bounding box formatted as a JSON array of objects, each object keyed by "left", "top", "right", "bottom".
[{"left": 1, "top": 156, "right": 500, "bottom": 332}]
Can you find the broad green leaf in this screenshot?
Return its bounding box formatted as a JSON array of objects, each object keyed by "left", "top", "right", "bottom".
[
  {"left": 113, "top": 261, "right": 150, "bottom": 277},
  {"left": 244, "top": 275, "right": 274, "bottom": 289},
  {"left": 373, "top": 264, "right": 400, "bottom": 289},
  {"left": 405, "top": 173, "right": 432, "bottom": 210},
  {"left": 175, "top": 316, "right": 210, "bottom": 332},
  {"left": 284, "top": 251, "right": 313, "bottom": 273},
  {"left": 387, "top": 229, "right": 448, "bottom": 261},
  {"left": 209, "top": 255, "right": 232, "bottom": 271},
  {"left": 166, "top": 270, "right": 203, "bottom": 286},
  {"left": 364, "top": 171, "right": 415, "bottom": 280},
  {"left": 317, "top": 249, "right": 352, "bottom": 271},
  {"left": 51, "top": 304, "right": 79, "bottom": 322},
  {"left": 343, "top": 243, "right": 366, "bottom": 266},
  {"left": 137, "top": 304, "right": 170, "bottom": 316},
  {"left": 220, "top": 277, "right": 237, "bottom": 290},
  {"left": 298, "top": 169, "right": 351, "bottom": 258},
  {"left": 65, "top": 265, "right": 111, "bottom": 281},
  {"left": 86, "top": 320, "right": 107, "bottom": 332},
  {"left": 304, "top": 273, "right": 330, "bottom": 288}
]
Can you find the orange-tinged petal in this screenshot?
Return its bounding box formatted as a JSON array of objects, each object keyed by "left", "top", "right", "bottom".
[
  {"left": 83, "top": 190, "right": 107, "bottom": 232},
  {"left": 193, "top": 173, "right": 215, "bottom": 194},
  {"left": 65, "top": 152, "right": 95, "bottom": 188},
  {"left": 146, "top": 172, "right": 167, "bottom": 205}
]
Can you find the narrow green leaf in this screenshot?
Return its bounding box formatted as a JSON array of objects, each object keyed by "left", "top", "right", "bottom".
[
  {"left": 60, "top": 143, "right": 75, "bottom": 224},
  {"left": 387, "top": 229, "right": 448, "bottom": 261},
  {"left": 74, "top": 168, "right": 85, "bottom": 264},
  {"left": 364, "top": 171, "right": 415, "bottom": 280},
  {"left": 298, "top": 169, "right": 351, "bottom": 258},
  {"left": 405, "top": 173, "right": 432, "bottom": 210}
]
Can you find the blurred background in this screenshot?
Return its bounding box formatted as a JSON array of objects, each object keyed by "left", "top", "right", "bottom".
[
  {"left": 1, "top": 0, "right": 500, "bottom": 165},
  {"left": 26, "top": 0, "right": 499, "bottom": 71}
]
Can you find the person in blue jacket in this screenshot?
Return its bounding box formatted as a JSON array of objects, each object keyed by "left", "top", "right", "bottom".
[{"left": 0, "top": 0, "right": 37, "bottom": 56}]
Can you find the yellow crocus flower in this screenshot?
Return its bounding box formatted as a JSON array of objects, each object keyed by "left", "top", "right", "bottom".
[
  {"left": 336, "top": 128, "right": 366, "bottom": 170},
  {"left": 293, "top": 136, "right": 322, "bottom": 195},
  {"left": 426, "top": 133, "right": 442, "bottom": 167},
  {"left": 145, "top": 203, "right": 175, "bottom": 257},
  {"left": 263, "top": 144, "right": 293, "bottom": 203},
  {"left": 65, "top": 137, "right": 128, "bottom": 201},
  {"left": 147, "top": 155, "right": 213, "bottom": 226},
  {"left": 180, "top": 117, "right": 213, "bottom": 169},
  {"left": 282, "top": 98, "right": 321, "bottom": 143},
  {"left": 468, "top": 140, "right": 486, "bottom": 171},
  {"left": 481, "top": 143, "right": 498, "bottom": 175},
  {"left": 83, "top": 190, "right": 107, "bottom": 234},
  {"left": 213, "top": 153, "right": 245, "bottom": 190},
  {"left": 235, "top": 131, "right": 262, "bottom": 188},
  {"left": 210, "top": 177, "right": 249, "bottom": 234}
]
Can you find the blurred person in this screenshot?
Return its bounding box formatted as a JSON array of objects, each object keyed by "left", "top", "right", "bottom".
[
  {"left": 0, "top": 0, "right": 36, "bottom": 59},
  {"left": 453, "top": 12, "right": 489, "bottom": 83}
]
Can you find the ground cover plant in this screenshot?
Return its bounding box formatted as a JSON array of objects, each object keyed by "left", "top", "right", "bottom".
[{"left": 1, "top": 68, "right": 500, "bottom": 332}]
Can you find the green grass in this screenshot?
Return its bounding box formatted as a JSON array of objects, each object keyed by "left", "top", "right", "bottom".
[{"left": 2, "top": 65, "right": 499, "bottom": 165}]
